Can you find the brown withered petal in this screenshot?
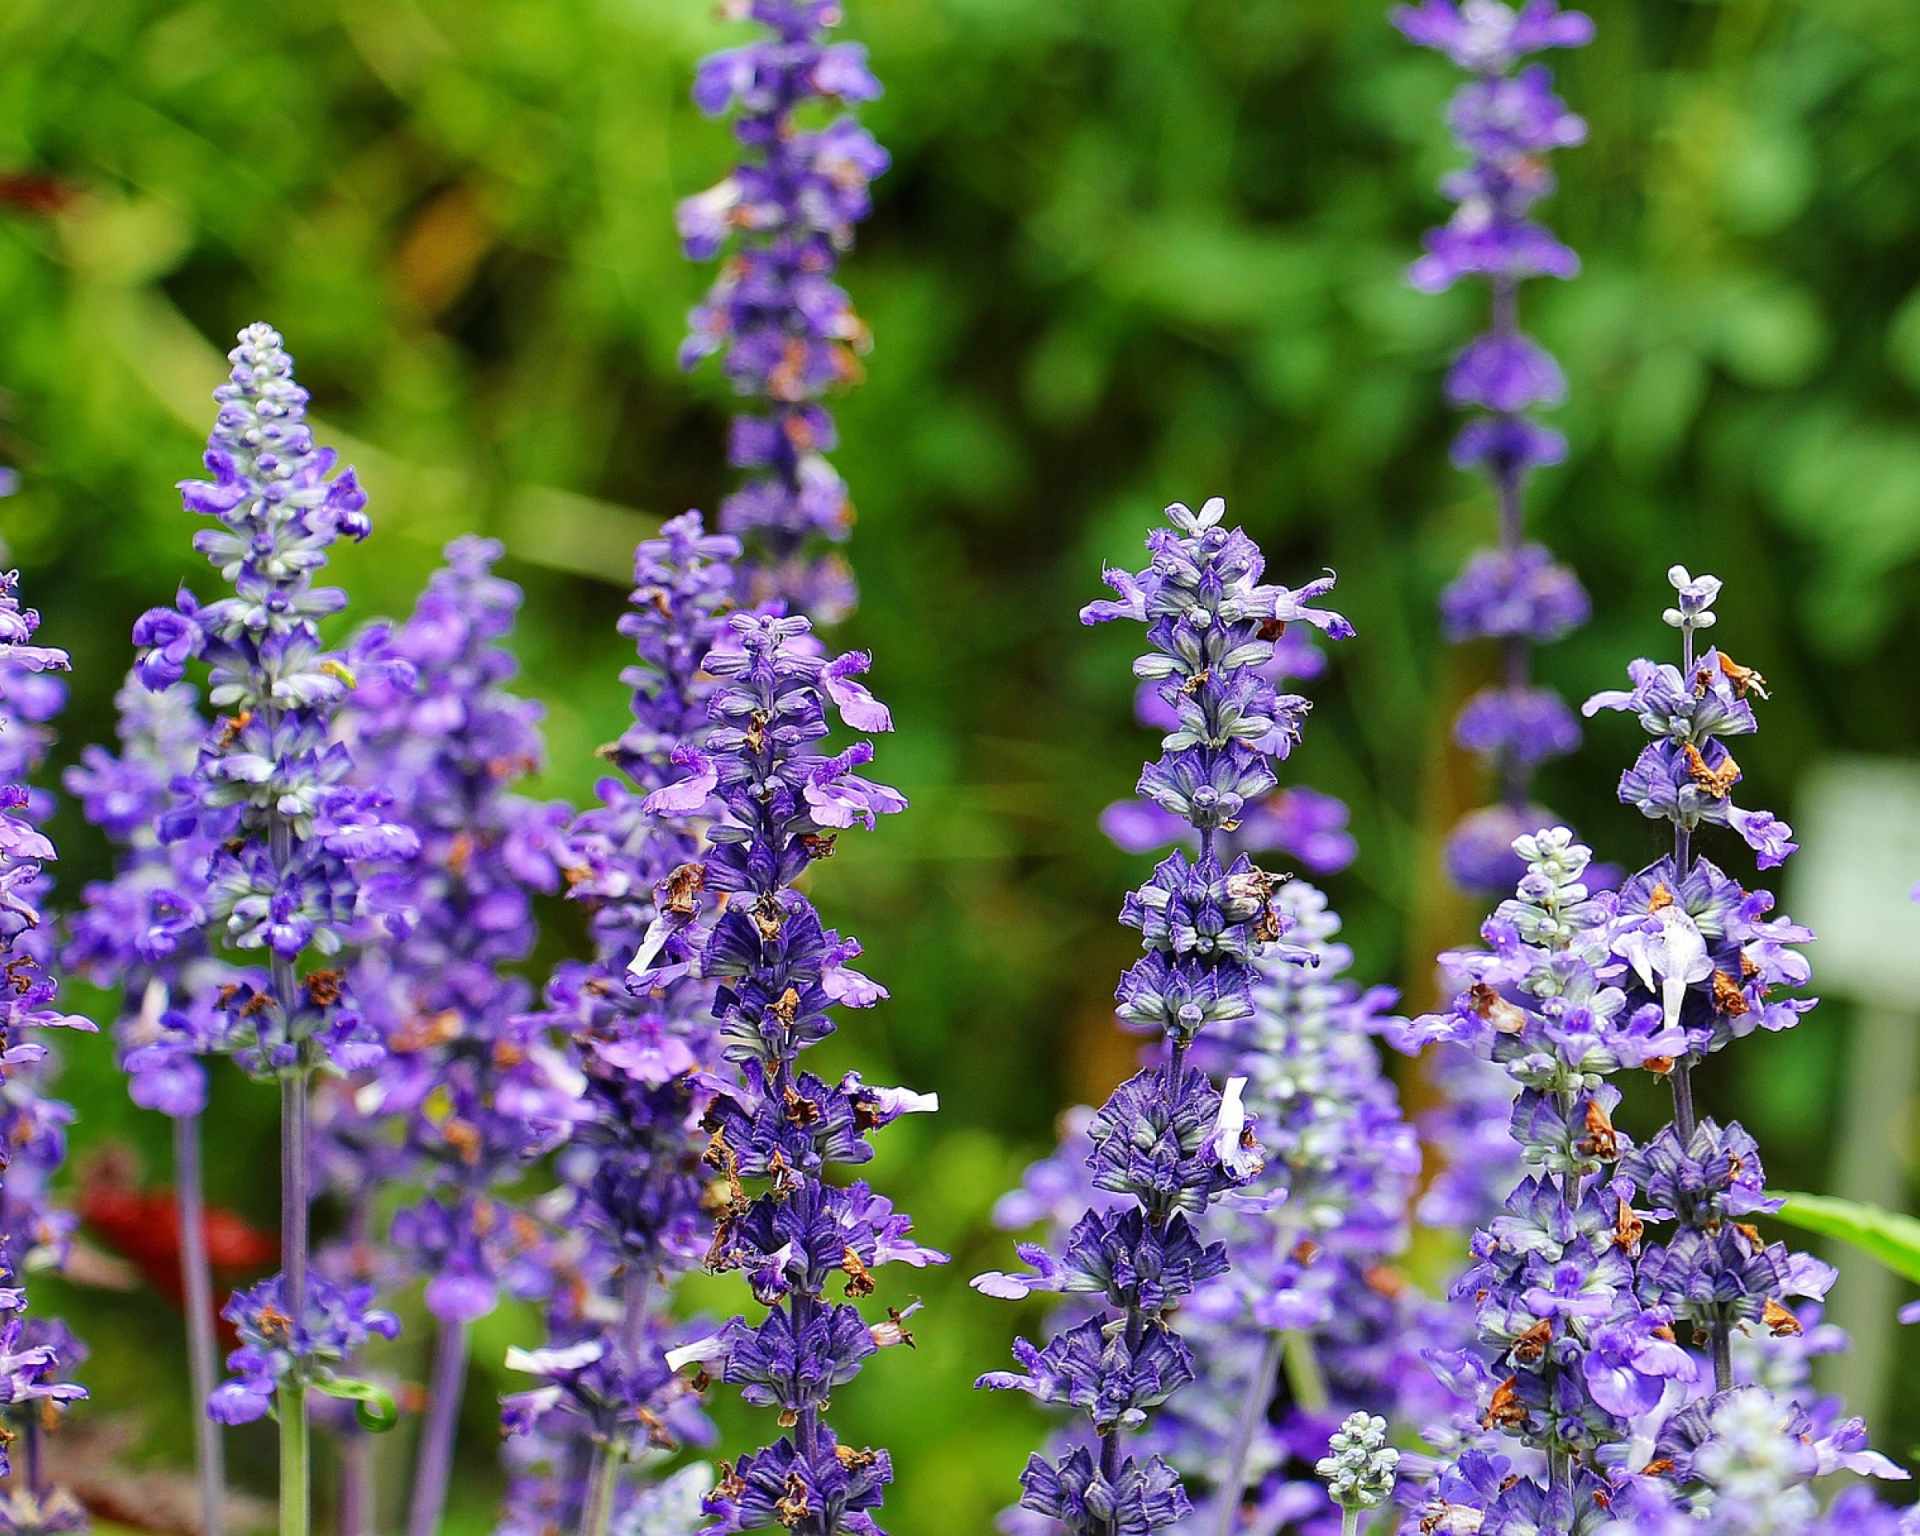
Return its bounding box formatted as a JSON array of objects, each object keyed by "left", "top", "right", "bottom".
[
  {"left": 1469, "top": 982, "right": 1528, "bottom": 1034},
  {"left": 1717, "top": 651, "right": 1769, "bottom": 699},
  {"left": 1683, "top": 742, "right": 1741, "bottom": 798},
  {"left": 1711, "top": 969, "right": 1749, "bottom": 1017}
]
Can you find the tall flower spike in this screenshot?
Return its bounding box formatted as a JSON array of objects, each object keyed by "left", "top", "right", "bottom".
[
  {"left": 1584, "top": 567, "right": 1815, "bottom": 1393},
  {"left": 1396, "top": 0, "right": 1595, "bottom": 891},
  {"left": 132, "top": 324, "right": 417, "bottom": 1530},
  {"left": 501, "top": 513, "right": 741, "bottom": 1534},
  {"left": 1395, "top": 828, "right": 1699, "bottom": 1529},
  {"left": 975, "top": 497, "right": 1349, "bottom": 1535},
  {"left": 63, "top": 673, "right": 234, "bottom": 1532},
  {"left": 1053, "top": 651, "right": 1453, "bottom": 1526},
  {"left": 678, "top": 0, "right": 890, "bottom": 620},
  {"left": 503, "top": 518, "right": 741, "bottom": 1536},
  {"left": 648, "top": 604, "right": 938, "bottom": 1536},
  {"left": 1393, "top": 576, "right": 1909, "bottom": 1531},
  {"left": 327, "top": 537, "right": 576, "bottom": 1536},
  {"left": 0, "top": 564, "right": 93, "bottom": 1523},
  {"left": 988, "top": 573, "right": 1452, "bottom": 1535}
]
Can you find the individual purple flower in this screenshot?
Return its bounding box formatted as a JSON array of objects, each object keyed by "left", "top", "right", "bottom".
[
  {"left": 679, "top": 0, "right": 890, "bottom": 617},
  {"left": 1454, "top": 686, "right": 1581, "bottom": 768},
  {"left": 1393, "top": 0, "right": 1594, "bottom": 71},
  {"left": 207, "top": 1274, "right": 399, "bottom": 1427},
  {"left": 1446, "top": 332, "right": 1567, "bottom": 413}
]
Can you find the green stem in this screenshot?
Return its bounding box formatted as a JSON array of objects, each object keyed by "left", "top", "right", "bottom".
[
  {"left": 1282, "top": 1328, "right": 1329, "bottom": 1414},
  {"left": 1211, "top": 1332, "right": 1287, "bottom": 1536},
  {"left": 1341, "top": 1508, "right": 1360, "bottom": 1536},
  {"left": 579, "top": 1440, "right": 623, "bottom": 1536},
  {"left": 278, "top": 1382, "right": 310, "bottom": 1536}
]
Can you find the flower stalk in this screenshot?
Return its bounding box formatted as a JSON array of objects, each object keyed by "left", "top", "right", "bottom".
[
  {"left": 678, "top": 0, "right": 890, "bottom": 618},
  {"left": 175, "top": 1108, "right": 226, "bottom": 1536},
  {"left": 132, "top": 324, "right": 417, "bottom": 1530},
  {"left": 976, "top": 497, "right": 1353, "bottom": 1536},
  {"left": 1397, "top": 0, "right": 1595, "bottom": 891}
]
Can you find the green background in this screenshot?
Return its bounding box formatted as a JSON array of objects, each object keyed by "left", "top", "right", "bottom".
[{"left": 2, "top": 0, "right": 1919, "bottom": 1528}]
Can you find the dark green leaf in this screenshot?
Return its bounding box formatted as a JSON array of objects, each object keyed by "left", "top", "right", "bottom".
[{"left": 1769, "top": 1191, "right": 1920, "bottom": 1286}]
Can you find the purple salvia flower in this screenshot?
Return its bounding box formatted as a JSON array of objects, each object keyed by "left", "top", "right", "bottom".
[
  {"left": 62, "top": 671, "right": 235, "bottom": 1531},
  {"left": 208, "top": 1274, "right": 400, "bottom": 1427},
  {"left": 499, "top": 513, "right": 743, "bottom": 1530},
  {"left": 1396, "top": 828, "right": 1697, "bottom": 1521},
  {"left": 679, "top": 0, "right": 889, "bottom": 619},
  {"left": 318, "top": 536, "right": 578, "bottom": 1536},
  {"left": 1062, "top": 567, "right": 1456, "bottom": 1529},
  {"left": 1579, "top": 570, "right": 1829, "bottom": 1401},
  {"left": 645, "top": 598, "right": 938, "bottom": 1536},
  {"left": 1396, "top": 574, "right": 1909, "bottom": 1530},
  {"left": 975, "top": 497, "right": 1347, "bottom": 1535},
  {"left": 132, "top": 324, "right": 417, "bottom": 1525},
  {"left": 0, "top": 564, "right": 92, "bottom": 1508},
  {"left": 1397, "top": 0, "right": 1594, "bottom": 892}
]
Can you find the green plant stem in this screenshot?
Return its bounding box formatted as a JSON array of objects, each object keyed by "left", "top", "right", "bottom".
[
  {"left": 278, "top": 1382, "right": 310, "bottom": 1536},
  {"left": 580, "top": 1441, "right": 624, "bottom": 1536},
  {"left": 1212, "top": 1331, "right": 1286, "bottom": 1536},
  {"left": 1282, "top": 1328, "right": 1329, "bottom": 1414},
  {"left": 1712, "top": 1326, "right": 1733, "bottom": 1392},
  {"left": 175, "top": 1109, "right": 227, "bottom": 1536}
]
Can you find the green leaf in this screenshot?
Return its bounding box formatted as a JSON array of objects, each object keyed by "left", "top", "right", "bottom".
[
  {"left": 313, "top": 1375, "right": 401, "bottom": 1433},
  {"left": 1769, "top": 1190, "right": 1920, "bottom": 1285}
]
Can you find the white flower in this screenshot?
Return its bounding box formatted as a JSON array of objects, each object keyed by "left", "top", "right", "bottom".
[{"left": 1209, "top": 1076, "right": 1262, "bottom": 1180}]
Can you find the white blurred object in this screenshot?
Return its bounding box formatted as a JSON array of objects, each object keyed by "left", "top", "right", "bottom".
[
  {"left": 1787, "top": 756, "right": 1920, "bottom": 1424},
  {"left": 1791, "top": 757, "right": 1920, "bottom": 1002}
]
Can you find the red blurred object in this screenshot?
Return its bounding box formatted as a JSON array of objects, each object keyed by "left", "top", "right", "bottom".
[
  {"left": 80, "top": 1181, "right": 278, "bottom": 1299},
  {"left": 0, "top": 171, "right": 77, "bottom": 216},
  {"left": 77, "top": 1158, "right": 277, "bottom": 1356}
]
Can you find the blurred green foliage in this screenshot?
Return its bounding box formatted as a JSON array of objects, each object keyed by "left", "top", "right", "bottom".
[{"left": 4, "top": 0, "right": 1920, "bottom": 1529}]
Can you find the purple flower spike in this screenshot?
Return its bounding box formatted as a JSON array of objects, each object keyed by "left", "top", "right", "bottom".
[
  {"left": 131, "top": 324, "right": 418, "bottom": 1082},
  {"left": 126, "top": 325, "right": 422, "bottom": 1529},
  {"left": 630, "top": 585, "right": 938, "bottom": 1533},
  {"left": 0, "top": 564, "right": 90, "bottom": 1493},
  {"left": 497, "top": 513, "right": 745, "bottom": 1523},
  {"left": 1396, "top": 574, "right": 1905, "bottom": 1527},
  {"left": 680, "top": 0, "right": 889, "bottom": 618},
  {"left": 336, "top": 538, "right": 578, "bottom": 1319},
  {"left": 978, "top": 498, "right": 1353, "bottom": 1533},
  {"left": 1400, "top": 3, "right": 1594, "bottom": 894}
]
